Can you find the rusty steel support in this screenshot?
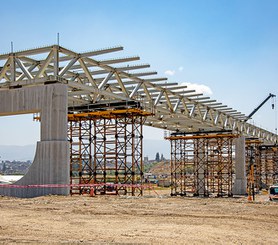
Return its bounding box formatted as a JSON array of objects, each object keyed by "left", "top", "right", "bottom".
[
  {"left": 68, "top": 109, "right": 148, "bottom": 196},
  {"left": 206, "top": 137, "right": 233, "bottom": 197},
  {"left": 93, "top": 115, "right": 144, "bottom": 195},
  {"left": 68, "top": 119, "right": 93, "bottom": 195},
  {"left": 245, "top": 141, "right": 278, "bottom": 190},
  {"left": 260, "top": 146, "right": 278, "bottom": 187},
  {"left": 245, "top": 140, "right": 261, "bottom": 192},
  {"left": 167, "top": 134, "right": 235, "bottom": 197}
]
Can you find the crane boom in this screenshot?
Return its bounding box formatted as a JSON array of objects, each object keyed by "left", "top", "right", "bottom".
[{"left": 245, "top": 93, "right": 276, "bottom": 122}]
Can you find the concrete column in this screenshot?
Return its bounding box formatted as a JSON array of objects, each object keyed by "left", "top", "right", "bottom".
[
  {"left": 0, "top": 84, "right": 69, "bottom": 198},
  {"left": 233, "top": 136, "right": 247, "bottom": 195},
  {"left": 195, "top": 139, "right": 207, "bottom": 197}
]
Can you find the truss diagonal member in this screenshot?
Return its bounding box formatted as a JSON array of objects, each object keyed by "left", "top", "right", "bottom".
[
  {"left": 98, "top": 71, "right": 114, "bottom": 90},
  {"left": 203, "top": 109, "right": 209, "bottom": 121},
  {"left": 15, "top": 58, "right": 34, "bottom": 80},
  {"left": 154, "top": 90, "right": 164, "bottom": 106},
  {"left": 129, "top": 82, "right": 143, "bottom": 99},
  {"left": 0, "top": 58, "right": 11, "bottom": 81},
  {"left": 59, "top": 57, "right": 79, "bottom": 77},
  {"left": 17, "top": 63, "right": 39, "bottom": 81},
  {"left": 35, "top": 50, "right": 54, "bottom": 78},
  {"left": 189, "top": 103, "right": 196, "bottom": 118},
  {"left": 78, "top": 57, "right": 97, "bottom": 88},
  {"left": 181, "top": 98, "right": 190, "bottom": 116},
  {"left": 164, "top": 91, "right": 174, "bottom": 112},
  {"left": 196, "top": 103, "right": 204, "bottom": 121},
  {"left": 173, "top": 98, "right": 181, "bottom": 112},
  {"left": 214, "top": 112, "right": 220, "bottom": 125},
  {"left": 142, "top": 83, "right": 154, "bottom": 106},
  {"left": 114, "top": 72, "right": 129, "bottom": 96},
  {"left": 68, "top": 81, "right": 129, "bottom": 101}
]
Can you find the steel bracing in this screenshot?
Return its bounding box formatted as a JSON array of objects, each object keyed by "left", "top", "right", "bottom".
[
  {"left": 245, "top": 140, "right": 278, "bottom": 190},
  {"left": 68, "top": 109, "right": 146, "bottom": 196},
  {"left": 168, "top": 134, "right": 235, "bottom": 197},
  {"left": 1, "top": 44, "right": 277, "bottom": 198},
  {"left": 245, "top": 140, "right": 262, "bottom": 192},
  {"left": 259, "top": 146, "right": 278, "bottom": 187},
  {"left": 0, "top": 45, "right": 277, "bottom": 143},
  {"left": 68, "top": 119, "right": 93, "bottom": 195}
]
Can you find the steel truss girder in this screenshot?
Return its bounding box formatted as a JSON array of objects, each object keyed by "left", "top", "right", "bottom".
[{"left": 0, "top": 45, "right": 276, "bottom": 144}]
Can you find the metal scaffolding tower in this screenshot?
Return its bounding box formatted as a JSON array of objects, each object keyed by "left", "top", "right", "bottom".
[
  {"left": 68, "top": 119, "right": 93, "bottom": 195},
  {"left": 68, "top": 109, "right": 150, "bottom": 196},
  {"left": 245, "top": 139, "right": 261, "bottom": 192},
  {"left": 259, "top": 145, "right": 278, "bottom": 187},
  {"left": 167, "top": 134, "right": 235, "bottom": 197},
  {"left": 245, "top": 140, "right": 278, "bottom": 190}
]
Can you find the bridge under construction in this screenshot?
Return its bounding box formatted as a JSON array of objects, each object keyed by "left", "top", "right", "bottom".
[{"left": 0, "top": 45, "right": 277, "bottom": 198}]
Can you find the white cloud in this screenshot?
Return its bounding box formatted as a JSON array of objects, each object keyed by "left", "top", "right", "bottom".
[
  {"left": 164, "top": 70, "right": 175, "bottom": 76},
  {"left": 178, "top": 66, "right": 184, "bottom": 71},
  {"left": 180, "top": 82, "right": 213, "bottom": 95}
]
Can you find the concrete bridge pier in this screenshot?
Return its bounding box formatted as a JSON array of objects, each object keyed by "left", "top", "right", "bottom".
[
  {"left": 0, "top": 83, "right": 69, "bottom": 198},
  {"left": 233, "top": 136, "right": 247, "bottom": 195}
]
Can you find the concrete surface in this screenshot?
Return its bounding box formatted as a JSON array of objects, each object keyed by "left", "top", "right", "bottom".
[
  {"left": 233, "top": 136, "right": 247, "bottom": 195},
  {"left": 0, "top": 84, "right": 69, "bottom": 197}
]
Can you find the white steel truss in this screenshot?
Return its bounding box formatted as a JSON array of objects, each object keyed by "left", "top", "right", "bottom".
[{"left": 0, "top": 45, "right": 276, "bottom": 144}]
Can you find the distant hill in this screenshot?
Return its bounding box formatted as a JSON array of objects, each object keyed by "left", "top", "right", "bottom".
[
  {"left": 0, "top": 145, "right": 36, "bottom": 161},
  {"left": 149, "top": 161, "right": 171, "bottom": 176},
  {"left": 0, "top": 138, "right": 170, "bottom": 161}
]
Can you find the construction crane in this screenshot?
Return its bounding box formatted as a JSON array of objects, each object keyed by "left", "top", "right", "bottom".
[{"left": 244, "top": 93, "right": 276, "bottom": 122}]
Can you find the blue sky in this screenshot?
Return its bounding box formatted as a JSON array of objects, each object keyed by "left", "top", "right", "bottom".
[{"left": 0, "top": 0, "right": 278, "bottom": 158}]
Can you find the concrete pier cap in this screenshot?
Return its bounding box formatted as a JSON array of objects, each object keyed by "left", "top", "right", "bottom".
[{"left": 0, "top": 83, "right": 70, "bottom": 198}]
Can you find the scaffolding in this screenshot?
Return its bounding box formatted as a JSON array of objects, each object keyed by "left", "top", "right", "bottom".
[
  {"left": 259, "top": 145, "right": 278, "bottom": 187},
  {"left": 68, "top": 119, "right": 93, "bottom": 195},
  {"left": 245, "top": 139, "right": 261, "bottom": 192},
  {"left": 167, "top": 134, "right": 236, "bottom": 197},
  {"left": 68, "top": 109, "right": 150, "bottom": 196},
  {"left": 245, "top": 139, "right": 278, "bottom": 190}
]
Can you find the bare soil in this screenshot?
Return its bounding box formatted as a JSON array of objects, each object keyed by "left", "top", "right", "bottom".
[{"left": 0, "top": 190, "right": 277, "bottom": 244}]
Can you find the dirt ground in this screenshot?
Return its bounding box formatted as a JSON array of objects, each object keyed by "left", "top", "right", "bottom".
[{"left": 0, "top": 189, "right": 277, "bottom": 245}]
